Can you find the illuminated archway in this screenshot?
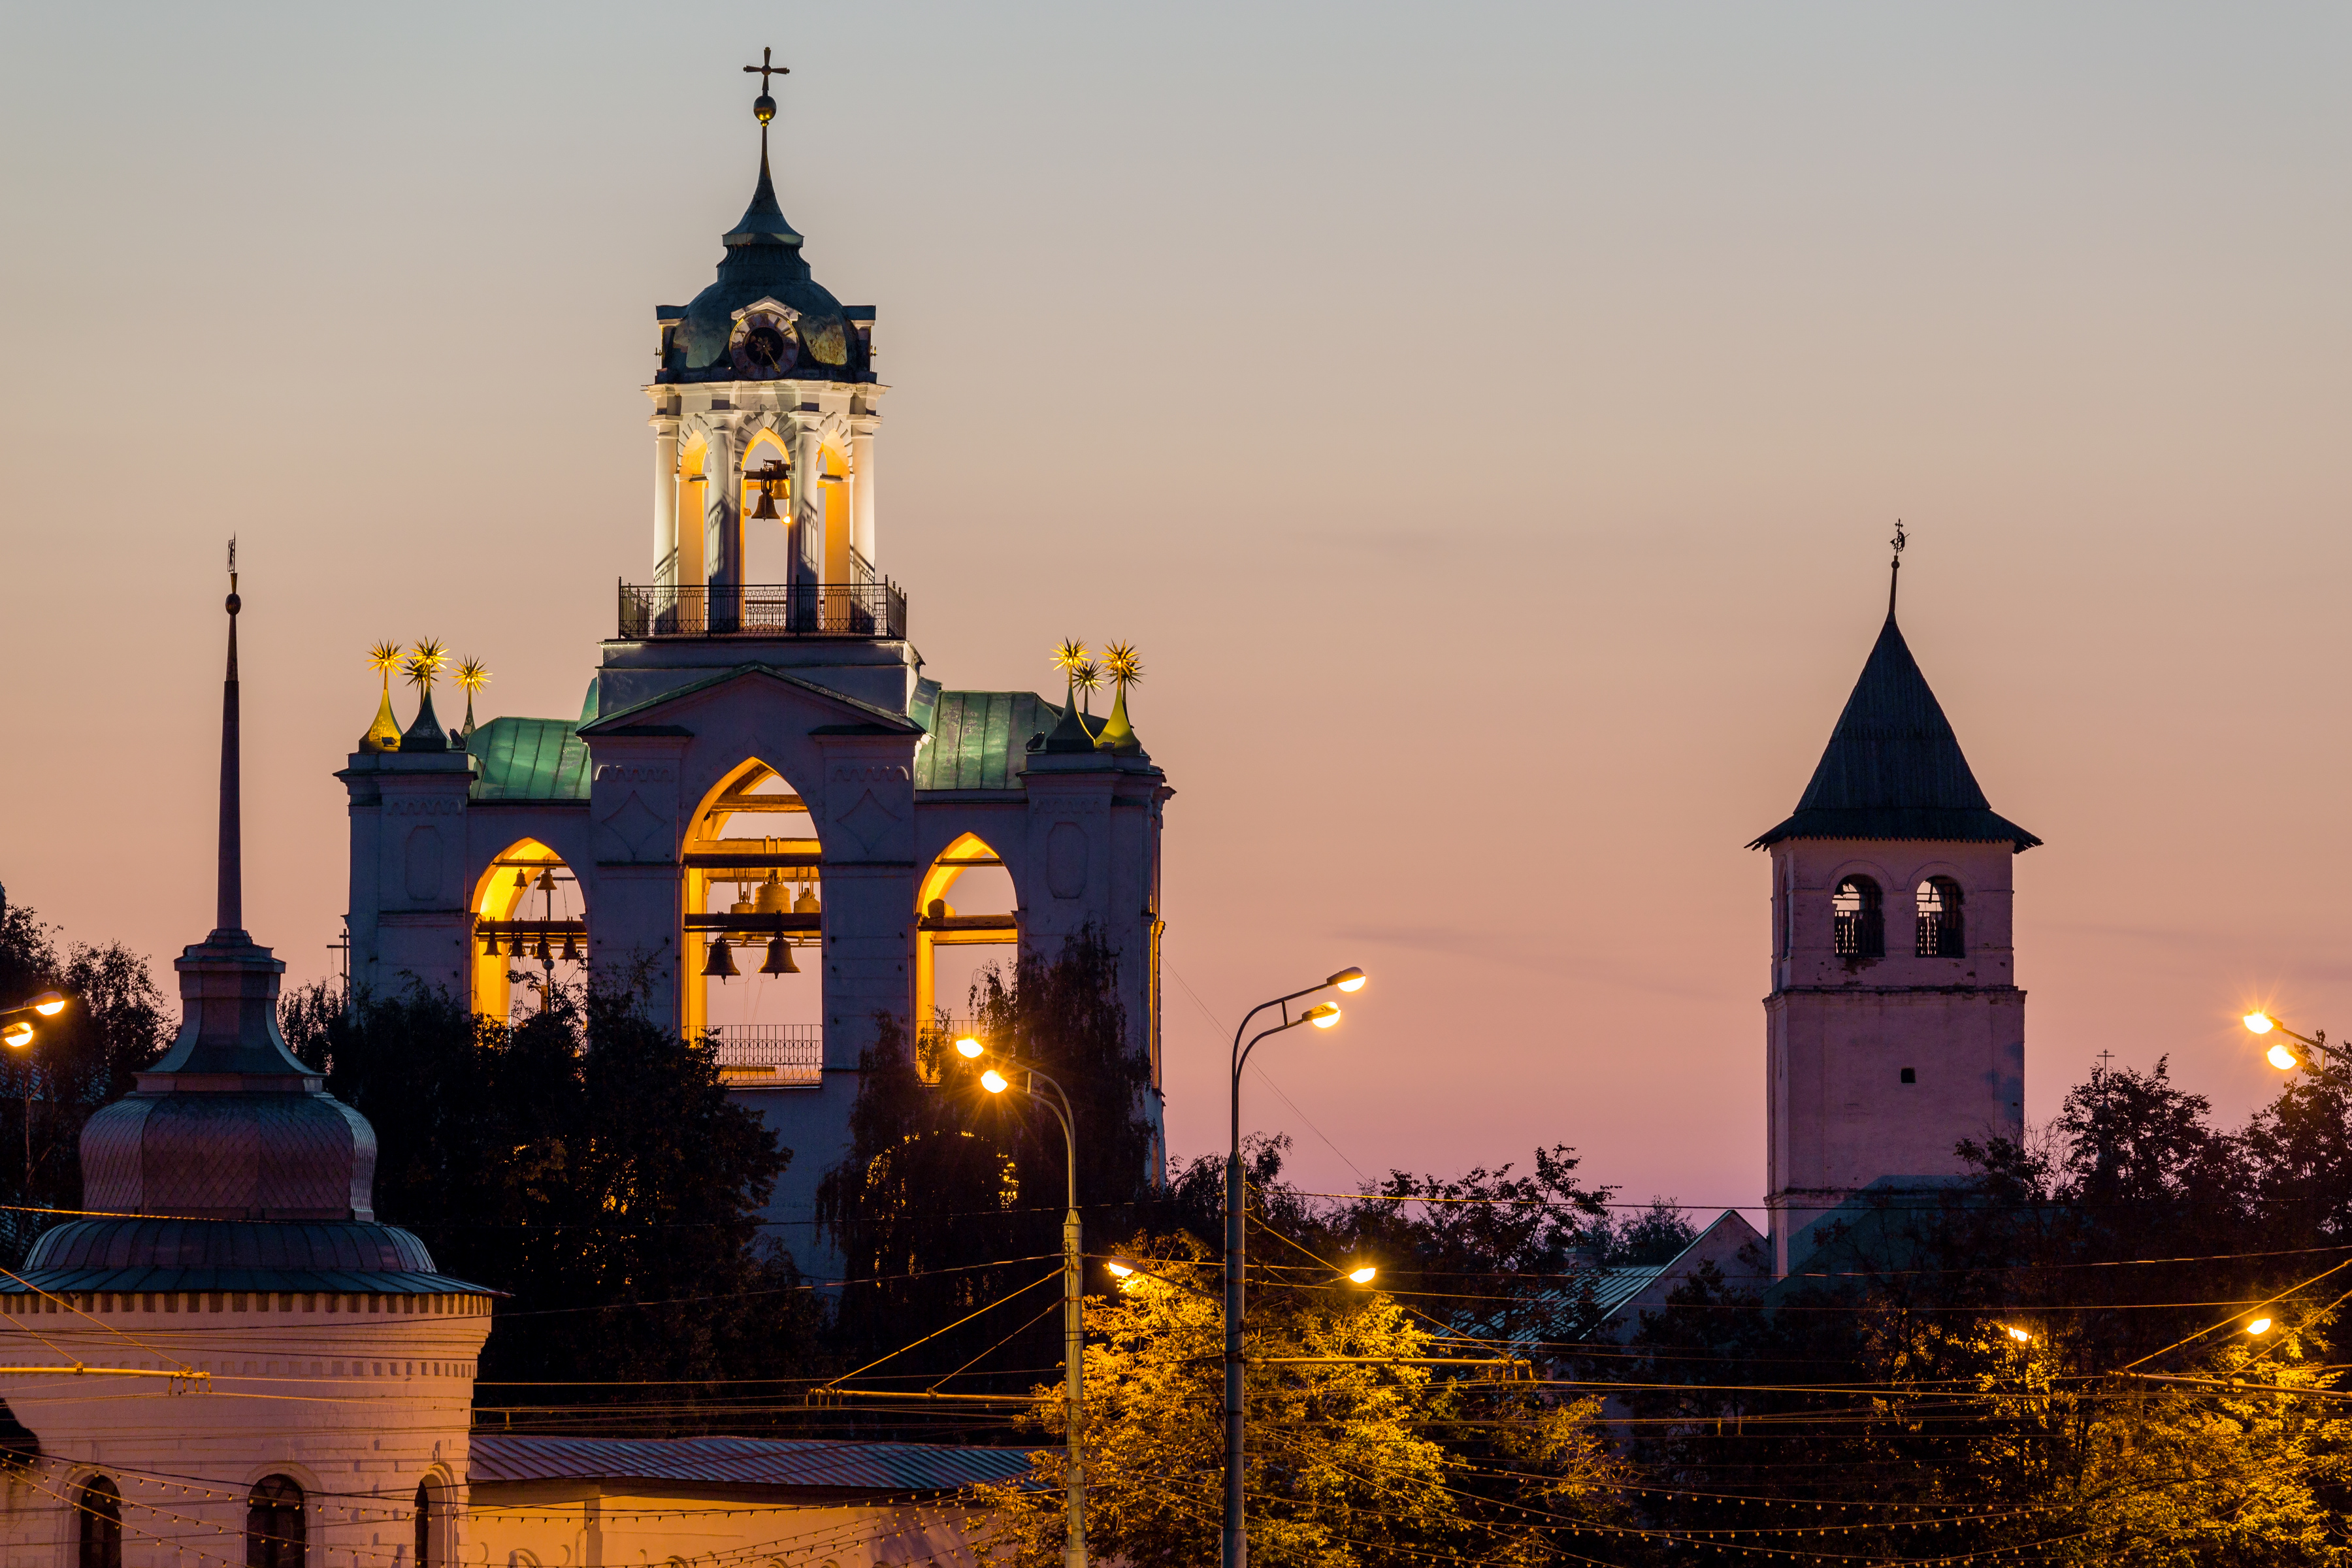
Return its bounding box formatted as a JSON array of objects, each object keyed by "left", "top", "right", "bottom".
[
  {"left": 915, "top": 832, "right": 1018, "bottom": 1075},
  {"left": 682, "top": 760, "right": 823, "bottom": 1082},
  {"left": 470, "top": 839, "right": 582, "bottom": 1020}
]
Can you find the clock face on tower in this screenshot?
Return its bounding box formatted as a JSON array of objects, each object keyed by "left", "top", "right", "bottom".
[{"left": 728, "top": 306, "right": 801, "bottom": 378}]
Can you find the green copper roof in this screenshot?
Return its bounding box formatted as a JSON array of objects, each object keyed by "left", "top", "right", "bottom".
[
  {"left": 469, "top": 716, "right": 591, "bottom": 803},
  {"left": 915, "top": 691, "right": 1064, "bottom": 791}
]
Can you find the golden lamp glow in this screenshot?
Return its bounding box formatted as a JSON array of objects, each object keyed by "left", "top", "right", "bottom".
[
  {"left": 2005, "top": 1326, "right": 2032, "bottom": 1343},
  {"left": 2249, "top": 1317, "right": 2274, "bottom": 1335},
  {"left": 29, "top": 992, "right": 64, "bottom": 1017},
  {"left": 1105, "top": 1261, "right": 1134, "bottom": 1278},
  {"left": 1329, "top": 967, "right": 1367, "bottom": 993},
  {"left": 1305, "top": 1003, "right": 1341, "bottom": 1030},
  {"left": 955, "top": 1037, "right": 985, "bottom": 1059},
  {"left": 2244, "top": 1011, "right": 2277, "bottom": 1035},
  {"left": 1, "top": 1022, "right": 30, "bottom": 1049},
  {"left": 2268, "top": 1043, "right": 2298, "bottom": 1071},
  {"left": 1347, "top": 1266, "right": 1377, "bottom": 1284},
  {"left": 981, "top": 1069, "right": 1009, "bottom": 1095}
]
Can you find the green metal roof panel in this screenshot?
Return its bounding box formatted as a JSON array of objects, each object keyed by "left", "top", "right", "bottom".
[
  {"left": 915, "top": 691, "right": 1058, "bottom": 792},
  {"left": 469, "top": 716, "right": 592, "bottom": 803}
]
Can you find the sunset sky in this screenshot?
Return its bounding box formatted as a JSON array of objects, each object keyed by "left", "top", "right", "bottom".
[{"left": 4, "top": 3, "right": 2349, "bottom": 1218}]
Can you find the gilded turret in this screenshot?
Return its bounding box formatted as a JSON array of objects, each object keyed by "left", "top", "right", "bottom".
[{"left": 359, "top": 640, "right": 403, "bottom": 753}]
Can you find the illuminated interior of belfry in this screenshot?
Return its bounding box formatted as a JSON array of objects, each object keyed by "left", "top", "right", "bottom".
[{"left": 336, "top": 69, "right": 1169, "bottom": 1263}]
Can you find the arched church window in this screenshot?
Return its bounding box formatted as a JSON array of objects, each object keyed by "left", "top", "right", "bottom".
[
  {"left": 1832, "top": 876, "right": 1884, "bottom": 958},
  {"left": 248, "top": 1475, "right": 305, "bottom": 1568},
  {"left": 78, "top": 1476, "right": 122, "bottom": 1568},
  {"left": 414, "top": 1482, "right": 432, "bottom": 1568},
  {"left": 1916, "top": 876, "right": 1965, "bottom": 958}
]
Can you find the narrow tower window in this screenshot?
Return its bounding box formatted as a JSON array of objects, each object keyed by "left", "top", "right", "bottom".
[
  {"left": 248, "top": 1476, "right": 305, "bottom": 1568},
  {"left": 1832, "top": 876, "right": 1884, "bottom": 958},
  {"left": 78, "top": 1477, "right": 122, "bottom": 1568},
  {"left": 1916, "top": 876, "right": 1965, "bottom": 958},
  {"left": 414, "top": 1483, "right": 433, "bottom": 1568}
]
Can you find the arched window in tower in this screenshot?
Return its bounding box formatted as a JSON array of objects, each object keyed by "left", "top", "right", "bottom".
[
  {"left": 248, "top": 1475, "right": 305, "bottom": 1568},
  {"left": 1832, "top": 876, "right": 1884, "bottom": 959},
  {"left": 78, "top": 1475, "right": 122, "bottom": 1568},
  {"left": 1916, "top": 876, "right": 1965, "bottom": 958}
]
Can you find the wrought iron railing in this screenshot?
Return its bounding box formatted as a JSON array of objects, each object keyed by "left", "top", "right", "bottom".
[
  {"left": 1833, "top": 909, "right": 1885, "bottom": 960},
  {"left": 619, "top": 581, "right": 908, "bottom": 640},
  {"left": 1915, "top": 911, "right": 1965, "bottom": 958},
  {"left": 704, "top": 1024, "right": 822, "bottom": 1086}
]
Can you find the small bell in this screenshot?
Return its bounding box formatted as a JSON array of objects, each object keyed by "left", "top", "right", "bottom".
[
  {"left": 534, "top": 868, "right": 558, "bottom": 893},
  {"left": 506, "top": 933, "right": 529, "bottom": 958},
  {"left": 729, "top": 880, "right": 755, "bottom": 919},
  {"left": 792, "top": 877, "right": 821, "bottom": 916},
  {"left": 753, "top": 871, "right": 790, "bottom": 915},
  {"left": 533, "top": 935, "right": 552, "bottom": 962},
  {"left": 559, "top": 930, "right": 583, "bottom": 963},
  {"left": 759, "top": 937, "right": 799, "bottom": 975},
  {"left": 701, "top": 936, "right": 740, "bottom": 980},
  {"left": 512, "top": 869, "right": 529, "bottom": 890},
  {"left": 480, "top": 930, "right": 500, "bottom": 957}
]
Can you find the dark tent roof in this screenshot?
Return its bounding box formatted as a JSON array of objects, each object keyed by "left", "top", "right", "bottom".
[{"left": 1750, "top": 615, "right": 2040, "bottom": 852}]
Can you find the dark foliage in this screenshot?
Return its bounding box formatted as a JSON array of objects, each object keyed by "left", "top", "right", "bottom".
[
  {"left": 281, "top": 980, "right": 819, "bottom": 1429},
  {"left": 0, "top": 892, "right": 172, "bottom": 1264},
  {"left": 815, "top": 928, "right": 1158, "bottom": 1412}
]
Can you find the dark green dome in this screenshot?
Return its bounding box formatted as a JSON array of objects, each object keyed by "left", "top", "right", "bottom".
[{"left": 659, "top": 148, "right": 868, "bottom": 384}]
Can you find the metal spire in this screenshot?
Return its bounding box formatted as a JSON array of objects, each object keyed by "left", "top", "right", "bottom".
[
  {"left": 1886, "top": 519, "right": 1907, "bottom": 622},
  {"left": 216, "top": 537, "right": 244, "bottom": 938},
  {"left": 744, "top": 46, "right": 788, "bottom": 166}
]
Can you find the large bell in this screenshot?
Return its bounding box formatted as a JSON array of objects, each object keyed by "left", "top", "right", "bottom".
[
  {"left": 534, "top": 867, "right": 558, "bottom": 893},
  {"left": 759, "top": 937, "right": 800, "bottom": 975},
  {"left": 753, "top": 871, "right": 790, "bottom": 915},
  {"left": 750, "top": 484, "right": 780, "bottom": 521},
  {"left": 702, "top": 936, "right": 740, "bottom": 980}
]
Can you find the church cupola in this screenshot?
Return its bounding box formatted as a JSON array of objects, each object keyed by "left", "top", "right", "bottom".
[{"left": 1753, "top": 531, "right": 2034, "bottom": 1277}]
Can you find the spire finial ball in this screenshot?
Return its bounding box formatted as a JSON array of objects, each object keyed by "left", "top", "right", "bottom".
[{"left": 755, "top": 93, "right": 775, "bottom": 125}]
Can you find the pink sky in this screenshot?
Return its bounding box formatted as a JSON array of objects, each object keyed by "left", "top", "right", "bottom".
[{"left": 4, "top": 5, "right": 2349, "bottom": 1215}]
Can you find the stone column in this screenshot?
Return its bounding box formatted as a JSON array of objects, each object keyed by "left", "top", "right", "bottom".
[
  {"left": 704, "top": 423, "right": 740, "bottom": 632},
  {"left": 792, "top": 417, "right": 825, "bottom": 627},
  {"left": 849, "top": 416, "right": 879, "bottom": 576},
  {"left": 651, "top": 417, "right": 679, "bottom": 587}
]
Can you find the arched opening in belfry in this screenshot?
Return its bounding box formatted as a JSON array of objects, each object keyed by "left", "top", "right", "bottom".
[
  {"left": 77, "top": 1475, "right": 122, "bottom": 1568},
  {"left": 739, "top": 427, "right": 795, "bottom": 593},
  {"left": 684, "top": 760, "right": 821, "bottom": 1083},
  {"left": 470, "top": 839, "right": 583, "bottom": 1021},
  {"left": 915, "top": 831, "right": 1018, "bottom": 1079},
  {"left": 1915, "top": 875, "right": 1965, "bottom": 957},
  {"left": 1833, "top": 875, "right": 1885, "bottom": 960}
]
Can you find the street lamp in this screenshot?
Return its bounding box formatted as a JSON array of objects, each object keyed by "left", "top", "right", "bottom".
[
  {"left": 971, "top": 1043, "right": 1089, "bottom": 1568},
  {"left": 2243, "top": 1011, "right": 2346, "bottom": 1073},
  {"left": 1, "top": 991, "right": 69, "bottom": 1196},
  {"left": 1224, "top": 966, "right": 1366, "bottom": 1568}
]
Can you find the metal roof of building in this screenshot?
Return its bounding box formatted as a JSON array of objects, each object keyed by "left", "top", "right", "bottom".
[
  {"left": 9, "top": 1217, "right": 489, "bottom": 1295},
  {"left": 1750, "top": 615, "right": 2040, "bottom": 851},
  {"left": 469, "top": 717, "right": 592, "bottom": 804},
  {"left": 467, "top": 1435, "right": 1032, "bottom": 1495},
  {"left": 915, "top": 691, "right": 1061, "bottom": 792}
]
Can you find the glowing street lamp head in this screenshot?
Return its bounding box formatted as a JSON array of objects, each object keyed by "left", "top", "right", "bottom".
[
  {"left": 2005, "top": 1326, "right": 2032, "bottom": 1343},
  {"left": 29, "top": 992, "right": 64, "bottom": 1018},
  {"left": 980, "top": 1069, "right": 1009, "bottom": 1095},
  {"left": 1305, "top": 1003, "right": 1341, "bottom": 1030},
  {"left": 955, "top": 1036, "right": 985, "bottom": 1059},
  {"left": 1346, "top": 1266, "right": 1377, "bottom": 1284},
  {"left": 1329, "top": 967, "right": 1367, "bottom": 994},
  {"left": 1105, "top": 1260, "right": 1135, "bottom": 1278},
  {"left": 2248, "top": 1317, "right": 2274, "bottom": 1335},
  {"left": 2244, "top": 1011, "right": 2278, "bottom": 1036},
  {"left": 1, "top": 1022, "right": 29, "bottom": 1049},
  {"left": 2268, "top": 1043, "right": 2299, "bottom": 1071}
]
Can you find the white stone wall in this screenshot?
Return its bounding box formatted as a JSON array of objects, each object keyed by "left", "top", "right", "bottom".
[{"left": 0, "top": 1290, "right": 491, "bottom": 1568}]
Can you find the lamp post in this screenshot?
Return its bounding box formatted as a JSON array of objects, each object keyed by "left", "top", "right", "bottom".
[
  {"left": 2243, "top": 1011, "right": 2347, "bottom": 1073},
  {"left": 1, "top": 991, "right": 68, "bottom": 1196},
  {"left": 1224, "top": 966, "right": 1366, "bottom": 1568},
  {"left": 961, "top": 1037, "right": 1090, "bottom": 1568}
]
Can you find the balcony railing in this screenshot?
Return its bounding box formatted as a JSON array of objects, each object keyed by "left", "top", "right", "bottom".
[
  {"left": 619, "top": 581, "right": 908, "bottom": 640},
  {"left": 704, "top": 1024, "right": 821, "bottom": 1086}
]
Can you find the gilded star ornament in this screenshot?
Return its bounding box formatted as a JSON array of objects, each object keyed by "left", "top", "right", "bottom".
[
  {"left": 1100, "top": 642, "right": 1143, "bottom": 687},
  {"left": 1051, "top": 638, "right": 1090, "bottom": 675},
  {"left": 455, "top": 657, "right": 491, "bottom": 694}
]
